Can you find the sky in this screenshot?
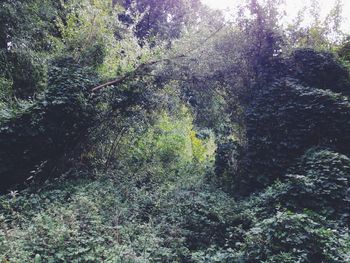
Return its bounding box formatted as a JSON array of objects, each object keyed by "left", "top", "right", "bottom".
[{"left": 201, "top": 0, "right": 350, "bottom": 33}]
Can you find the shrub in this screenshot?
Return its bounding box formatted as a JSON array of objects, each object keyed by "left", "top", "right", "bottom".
[
  {"left": 240, "top": 211, "right": 349, "bottom": 263},
  {"left": 240, "top": 78, "right": 350, "bottom": 194},
  {"left": 0, "top": 57, "right": 98, "bottom": 191},
  {"left": 0, "top": 178, "right": 126, "bottom": 262},
  {"left": 239, "top": 149, "right": 350, "bottom": 224},
  {"left": 290, "top": 48, "right": 350, "bottom": 96},
  {"left": 284, "top": 149, "right": 350, "bottom": 223},
  {"left": 153, "top": 186, "right": 237, "bottom": 261}
]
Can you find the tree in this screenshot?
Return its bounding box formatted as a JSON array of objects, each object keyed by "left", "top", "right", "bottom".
[{"left": 119, "top": 0, "right": 201, "bottom": 43}]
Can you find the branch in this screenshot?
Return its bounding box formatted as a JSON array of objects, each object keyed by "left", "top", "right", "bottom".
[
  {"left": 91, "top": 72, "right": 134, "bottom": 93},
  {"left": 91, "top": 22, "right": 227, "bottom": 93},
  {"left": 91, "top": 55, "right": 185, "bottom": 93}
]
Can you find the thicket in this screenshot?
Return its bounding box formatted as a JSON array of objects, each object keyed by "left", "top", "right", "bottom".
[
  {"left": 1, "top": 0, "right": 350, "bottom": 262},
  {"left": 241, "top": 76, "right": 350, "bottom": 194}
]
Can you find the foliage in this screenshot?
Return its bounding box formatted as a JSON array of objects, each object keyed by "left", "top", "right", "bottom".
[
  {"left": 119, "top": 0, "right": 201, "bottom": 43},
  {"left": 338, "top": 38, "right": 350, "bottom": 64},
  {"left": 285, "top": 0, "right": 345, "bottom": 50},
  {"left": 239, "top": 77, "right": 350, "bottom": 194},
  {"left": 285, "top": 149, "right": 350, "bottom": 223},
  {"left": 0, "top": 157, "right": 228, "bottom": 262},
  {"left": 0, "top": 0, "right": 63, "bottom": 52},
  {"left": 240, "top": 211, "right": 349, "bottom": 263},
  {"left": 0, "top": 178, "right": 128, "bottom": 262},
  {"left": 111, "top": 103, "right": 216, "bottom": 187},
  {"left": 0, "top": 49, "right": 47, "bottom": 99},
  {"left": 58, "top": 0, "right": 152, "bottom": 78},
  {"left": 0, "top": 0, "right": 65, "bottom": 100},
  {"left": 237, "top": 149, "right": 350, "bottom": 222},
  {"left": 0, "top": 57, "right": 98, "bottom": 190},
  {"left": 289, "top": 48, "right": 350, "bottom": 96},
  {"left": 214, "top": 140, "right": 242, "bottom": 192},
  {"left": 1, "top": 0, "right": 350, "bottom": 262}
]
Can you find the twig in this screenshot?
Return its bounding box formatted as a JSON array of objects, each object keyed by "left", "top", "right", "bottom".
[{"left": 104, "top": 127, "right": 127, "bottom": 172}]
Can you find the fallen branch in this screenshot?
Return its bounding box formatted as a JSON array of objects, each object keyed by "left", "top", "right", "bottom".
[
  {"left": 91, "top": 72, "right": 134, "bottom": 93},
  {"left": 91, "top": 23, "right": 227, "bottom": 93},
  {"left": 91, "top": 55, "right": 185, "bottom": 93}
]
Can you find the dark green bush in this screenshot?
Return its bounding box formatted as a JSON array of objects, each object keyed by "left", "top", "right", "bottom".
[
  {"left": 240, "top": 211, "right": 349, "bottom": 263},
  {"left": 0, "top": 178, "right": 127, "bottom": 262},
  {"left": 0, "top": 49, "right": 47, "bottom": 99},
  {"left": 236, "top": 149, "right": 350, "bottom": 227},
  {"left": 0, "top": 57, "right": 98, "bottom": 191},
  {"left": 240, "top": 78, "right": 350, "bottom": 194},
  {"left": 284, "top": 149, "right": 350, "bottom": 223},
  {"left": 290, "top": 48, "right": 350, "bottom": 96},
  {"left": 7, "top": 50, "right": 47, "bottom": 98},
  {"left": 142, "top": 186, "right": 237, "bottom": 261}
]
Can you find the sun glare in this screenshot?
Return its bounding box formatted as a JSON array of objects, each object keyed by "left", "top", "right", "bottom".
[
  {"left": 201, "top": 0, "right": 232, "bottom": 10},
  {"left": 201, "top": 0, "right": 350, "bottom": 33}
]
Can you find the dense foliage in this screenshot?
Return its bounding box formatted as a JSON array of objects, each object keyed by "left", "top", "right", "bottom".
[
  {"left": 241, "top": 77, "right": 350, "bottom": 194},
  {"left": 1, "top": 0, "right": 350, "bottom": 262},
  {"left": 0, "top": 58, "right": 98, "bottom": 190}
]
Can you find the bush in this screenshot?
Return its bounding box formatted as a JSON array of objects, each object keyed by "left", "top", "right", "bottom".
[
  {"left": 0, "top": 178, "right": 126, "bottom": 262},
  {"left": 122, "top": 107, "right": 215, "bottom": 183},
  {"left": 240, "top": 78, "right": 350, "bottom": 194},
  {"left": 156, "top": 187, "right": 236, "bottom": 253},
  {"left": 0, "top": 57, "right": 98, "bottom": 191},
  {"left": 0, "top": 77, "right": 12, "bottom": 100},
  {"left": 284, "top": 149, "right": 350, "bottom": 223},
  {"left": 0, "top": 49, "right": 47, "bottom": 99},
  {"left": 240, "top": 211, "right": 349, "bottom": 263},
  {"left": 0, "top": 171, "right": 237, "bottom": 263},
  {"left": 290, "top": 48, "right": 350, "bottom": 96},
  {"left": 239, "top": 149, "right": 350, "bottom": 225}
]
